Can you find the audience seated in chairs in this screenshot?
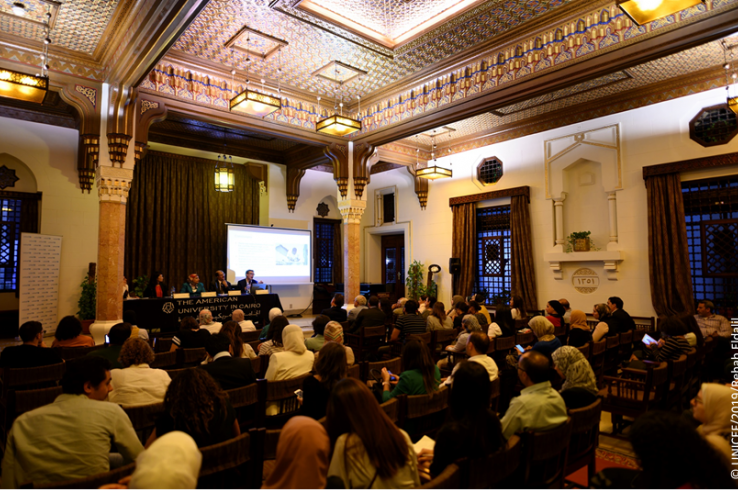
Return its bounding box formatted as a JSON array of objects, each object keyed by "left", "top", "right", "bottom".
[
  {"left": 507, "top": 316, "right": 562, "bottom": 368},
  {"left": 567, "top": 310, "right": 593, "bottom": 348},
  {"left": 109, "top": 338, "right": 171, "bottom": 407},
  {"left": 90, "top": 322, "right": 131, "bottom": 369},
  {"left": 1, "top": 356, "right": 143, "bottom": 488},
  {"left": 171, "top": 316, "right": 211, "bottom": 352},
  {"left": 488, "top": 305, "right": 515, "bottom": 338},
  {"left": 450, "top": 301, "right": 469, "bottom": 330},
  {"left": 326, "top": 378, "right": 420, "bottom": 488},
  {"left": 219, "top": 320, "right": 257, "bottom": 359},
  {"left": 382, "top": 338, "right": 440, "bottom": 402},
  {"left": 264, "top": 416, "right": 331, "bottom": 489},
  {"left": 559, "top": 298, "right": 572, "bottom": 324},
  {"left": 265, "top": 325, "right": 314, "bottom": 383},
  {"left": 389, "top": 300, "right": 427, "bottom": 343},
  {"left": 691, "top": 383, "right": 734, "bottom": 465},
  {"left": 349, "top": 295, "right": 387, "bottom": 334},
  {"left": 500, "top": 350, "right": 568, "bottom": 440},
  {"left": 323, "top": 320, "right": 355, "bottom": 365},
  {"left": 231, "top": 309, "right": 256, "bottom": 333},
  {"left": 259, "top": 307, "right": 283, "bottom": 339},
  {"left": 467, "top": 301, "right": 488, "bottom": 327},
  {"left": 426, "top": 301, "right": 453, "bottom": 331},
  {"left": 607, "top": 296, "right": 637, "bottom": 335},
  {"left": 298, "top": 341, "right": 347, "bottom": 421},
  {"left": 591, "top": 303, "right": 616, "bottom": 341},
  {"left": 198, "top": 309, "right": 222, "bottom": 335},
  {"left": 545, "top": 300, "right": 566, "bottom": 328},
  {"left": 147, "top": 369, "right": 239, "bottom": 448},
  {"left": 438, "top": 314, "right": 481, "bottom": 371},
  {"left": 306, "top": 315, "right": 329, "bottom": 352},
  {"left": 630, "top": 316, "right": 691, "bottom": 365},
  {"left": 122, "top": 310, "right": 149, "bottom": 341},
  {"left": 592, "top": 410, "right": 735, "bottom": 489},
  {"left": 198, "top": 334, "right": 255, "bottom": 391},
  {"left": 443, "top": 332, "right": 498, "bottom": 387},
  {"left": 0, "top": 320, "right": 62, "bottom": 370},
  {"left": 52, "top": 316, "right": 95, "bottom": 348},
  {"left": 473, "top": 293, "right": 493, "bottom": 324},
  {"left": 347, "top": 295, "right": 368, "bottom": 324},
  {"left": 258, "top": 315, "right": 290, "bottom": 356},
  {"left": 551, "top": 345, "right": 599, "bottom": 409},
  {"left": 422, "top": 361, "right": 504, "bottom": 480},
  {"left": 510, "top": 295, "right": 527, "bottom": 321},
  {"left": 321, "top": 293, "right": 348, "bottom": 323}
]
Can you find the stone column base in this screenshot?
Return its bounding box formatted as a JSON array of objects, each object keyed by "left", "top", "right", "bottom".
[{"left": 89, "top": 319, "right": 123, "bottom": 346}]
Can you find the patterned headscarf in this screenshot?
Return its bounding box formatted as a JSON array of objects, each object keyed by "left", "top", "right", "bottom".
[
  {"left": 324, "top": 321, "right": 344, "bottom": 344},
  {"left": 462, "top": 314, "right": 481, "bottom": 332},
  {"left": 552, "top": 345, "right": 598, "bottom": 395}
]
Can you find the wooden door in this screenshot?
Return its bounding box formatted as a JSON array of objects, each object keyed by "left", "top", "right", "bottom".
[{"left": 381, "top": 234, "right": 405, "bottom": 301}]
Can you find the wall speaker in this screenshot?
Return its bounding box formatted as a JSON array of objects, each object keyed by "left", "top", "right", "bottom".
[{"left": 449, "top": 257, "right": 461, "bottom": 275}]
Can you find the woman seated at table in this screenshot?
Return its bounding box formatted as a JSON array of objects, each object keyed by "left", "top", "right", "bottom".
[
  {"left": 180, "top": 273, "right": 205, "bottom": 294},
  {"left": 52, "top": 316, "right": 95, "bottom": 348},
  {"left": 143, "top": 271, "right": 168, "bottom": 298},
  {"left": 381, "top": 338, "right": 440, "bottom": 402}
]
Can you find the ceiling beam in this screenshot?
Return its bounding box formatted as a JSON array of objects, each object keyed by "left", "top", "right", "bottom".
[{"left": 354, "top": 5, "right": 738, "bottom": 147}]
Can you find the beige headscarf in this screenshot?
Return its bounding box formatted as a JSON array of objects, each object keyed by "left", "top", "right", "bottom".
[
  {"left": 569, "top": 310, "right": 589, "bottom": 331},
  {"left": 528, "top": 316, "right": 555, "bottom": 341},
  {"left": 129, "top": 431, "right": 202, "bottom": 489},
  {"left": 268, "top": 307, "right": 283, "bottom": 322},
  {"left": 697, "top": 383, "right": 733, "bottom": 461},
  {"left": 263, "top": 416, "right": 330, "bottom": 489},
  {"left": 282, "top": 324, "right": 307, "bottom": 354}
]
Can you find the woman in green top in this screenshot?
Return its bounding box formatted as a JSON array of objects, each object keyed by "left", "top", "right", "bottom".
[{"left": 381, "top": 338, "right": 440, "bottom": 402}]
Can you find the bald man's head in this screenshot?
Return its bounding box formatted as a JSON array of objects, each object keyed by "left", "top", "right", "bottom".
[{"left": 519, "top": 350, "right": 551, "bottom": 385}]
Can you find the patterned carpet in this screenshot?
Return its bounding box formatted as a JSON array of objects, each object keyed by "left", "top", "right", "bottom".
[{"left": 565, "top": 448, "right": 639, "bottom": 488}]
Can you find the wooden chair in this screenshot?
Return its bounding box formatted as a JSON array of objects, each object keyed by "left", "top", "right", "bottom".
[
  {"left": 150, "top": 350, "right": 177, "bottom": 369},
  {"left": 618, "top": 330, "right": 634, "bottom": 361},
  {"left": 421, "top": 463, "right": 461, "bottom": 489},
  {"left": 603, "top": 334, "right": 621, "bottom": 376},
  {"left": 365, "top": 357, "right": 401, "bottom": 383},
  {"left": 1, "top": 362, "right": 66, "bottom": 435},
  {"left": 340, "top": 320, "right": 350, "bottom": 332},
  {"left": 515, "top": 331, "right": 534, "bottom": 347},
  {"left": 11, "top": 386, "right": 63, "bottom": 425},
  {"left": 430, "top": 329, "right": 457, "bottom": 361},
  {"left": 564, "top": 399, "right": 602, "bottom": 486},
  {"left": 240, "top": 331, "right": 260, "bottom": 344},
  {"left": 250, "top": 356, "right": 261, "bottom": 376},
  {"left": 153, "top": 337, "right": 173, "bottom": 353},
  {"left": 514, "top": 319, "right": 530, "bottom": 331},
  {"left": 554, "top": 323, "right": 568, "bottom": 345},
  {"left": 491, "top": 336, "right": 515, "bottom": 368},
  {"left": 347, "top": 363, "right": 361, "bottom": 379},
  {"left": 489, "top": 377, "right": 501, "bottom": 412},
  {"left": 164, "top": 367, "right": 189, "bottom": 380},
  {"left": 123, "top": 401, "right": 165, "bottom": 444},
  {"left": 198, "top": 431, "right": 252, "bottom": 489},
  {"left": 520, "top": 418, "right": 573, "bottom": 488},
  {"left": 459, "top": 434, "right": 522, "bottom": 488},
  {"left": 52, "top": 345, "right": 99, "bottom": 360},
  {"left": 176, "top": 347, "right": 207, "bottom": 368},
  {"left": 683, "top": 348, "right": 699, "bottom": 405},
  {"left": 380, "top": 397, "right": 399, "bottom": 423},
  {"left": 599, "top": 361, "right": 669, "bottom": 434},
  {"left": 344, "top": 325, "right": 386, "bottom": 362},
  {"left": 576, "top": 342, "right": 591, "bottom": 359},
  {"left": 225, "top": 383, "right": 258, "bottom": 429},
  {"left": 409, "top": 332, "right": 433, "bottom": 354},
  {"left": 397, "top": 386, "right": 449, "bottom": 441},
  {"left": 589, "top": 339, "right": 607, "bottom": 386},
  {"left": 35, "top": 462, "right": 136, "bottom": 489},
  {"left": 633, "top": 316, "right": 656, "bottom": 333},
  {"left": 257, "top": 374, "right": 310, "bottom": 429},
  {"left": 664, "top": 354, "right": 688, "bottom": 410},
  {"left": 633, "top": 327, "right": 646, "bottom": 343},
  {"left": 256, "top": 354, "right": 270, "bottom": 379}
]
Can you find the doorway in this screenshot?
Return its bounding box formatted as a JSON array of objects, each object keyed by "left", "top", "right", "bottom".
[{"left": 381, "top": 234, "right": 405, "bottom": 302}]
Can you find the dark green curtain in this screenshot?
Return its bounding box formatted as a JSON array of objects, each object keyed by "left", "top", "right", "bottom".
[{"left": 125, "top": 151, "right": 260, "bottom": 292}]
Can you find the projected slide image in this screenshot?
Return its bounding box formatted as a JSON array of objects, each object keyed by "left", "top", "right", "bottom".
[{"left": 276, "top": 244, "right": 308, "bottom": 266}]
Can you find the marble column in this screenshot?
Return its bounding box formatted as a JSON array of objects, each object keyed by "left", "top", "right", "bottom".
[
  {"left": 90, "top": 165, "right": 133, "bottom": 344},
  {"left": 339, "top": 199, "right": 366, "bottom": 305},
  {"left": 607, "top": 191, "right": 619, "bottom": 250},
  {"left": 553, "top": 193, "right": 567, "bottom": 252}
]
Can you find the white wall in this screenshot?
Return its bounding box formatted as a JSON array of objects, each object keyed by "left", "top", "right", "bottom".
[
  {"left": 0, "top": 116, "right": 99, "bottom": 324},
  {"left": 359, "top": 88, "right": 738, "bottom": 318}
]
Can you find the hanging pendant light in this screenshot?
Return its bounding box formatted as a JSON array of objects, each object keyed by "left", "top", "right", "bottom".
[
  {"left": 723, "top": 42, "right": 738, "bottom": 114},
  {"left": 316, "top": 68, "right": 361, "bottom": 136},
  {"left": 417, "top": 130, "right": 452, "bottom": 180},
  {"left": 0, "top": 9, "right": 50, "bottom": 103},
  {"left": 229, "top": 36, "right": 281, "bottom": 118},
  {"left": 616, "top": 0, "right": 704, "bottom": 26},
  {"left": 214, "top": 130, "right": 235, "bottom": 192}
]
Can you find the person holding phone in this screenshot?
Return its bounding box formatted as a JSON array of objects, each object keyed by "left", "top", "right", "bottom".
[{"left": 629, "top": 317, "right": 691, "bottom": 364}]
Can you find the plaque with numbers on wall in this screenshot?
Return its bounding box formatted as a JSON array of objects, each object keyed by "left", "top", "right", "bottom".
[{"left": 19, "top": 233, "right": 63, "bottom": 333}]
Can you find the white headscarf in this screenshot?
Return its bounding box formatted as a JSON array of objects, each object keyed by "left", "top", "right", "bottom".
[
  {"left": 269, "top": 307, "right": 283, "bottom": 322},
  {"left": 129, "top": 431, "right": 202, "bottom": 489},
  {"left": 283, "top": 324, "right": 306, "bottom": 354}
]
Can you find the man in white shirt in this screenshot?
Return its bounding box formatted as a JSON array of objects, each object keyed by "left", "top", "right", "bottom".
[
  {"left": 199, "top": 309, "right": 222, "bottom": 334},
  {"left": 695, "top": 300, "right": 731, "bottom": 338},
  {"left": 232, "top": 309, "right": 256, "bottom": 332},
  {"left": 444, "top": 331, "right": 498, "bottom": 386},
  {"left": 559, "top": 298, "right": 572, "bottom": 324}
]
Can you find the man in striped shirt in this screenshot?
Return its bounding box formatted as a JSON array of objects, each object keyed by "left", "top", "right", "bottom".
[
  {"left": 389, "top": 300, "right": 427, "bottom": 343},
  {"left": 694, "top": 300, "right": 731, "bottom": 338}
]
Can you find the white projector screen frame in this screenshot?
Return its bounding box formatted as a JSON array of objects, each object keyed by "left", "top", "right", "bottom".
[{"left": 226, "top": 224, "right": 313, "bottom": 285}]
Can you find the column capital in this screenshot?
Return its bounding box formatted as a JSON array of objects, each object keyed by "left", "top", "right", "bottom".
[
  {"left": 96, "top": 166, "right": 133, "bottom": 203},
  {"left": 552, "top": 192, "right": 568, "bottom": 203},
  {"left": 338, "top": 199, "right": 366, "bottom": 224}
]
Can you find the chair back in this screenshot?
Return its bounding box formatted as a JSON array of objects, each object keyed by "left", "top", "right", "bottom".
[
  {"left": 515, "top": 332, "right": 534, "bottom": 346},
  {"left": 565, "top": 399, "right": 602, "bottom": 480},
  {"left": 151, "top": 350, "right": 177, "bottom": 369},
  {"left": 52, "top": 345, "right": 98, "bottom": 360},
  {"left": 347, "top": 363, "right": 361, "bottom": 379},
  {"left": 262, "top": 428, "right": 281, "bottom": 461},
  {"left": 514, "top": 319, "right": 529, "bottom": 330},
  {"left": 176, "top": 347, "right": 207, "bottom": 368},
  {"left": 380, "top": 397, "right": 400, "bottom": 423},
  {"left": 124, "top": 401, "right": 166, "bottom": 444},
  {"left": 240, "top": 331, "right": 260, "bottom": 343},
  {"left": 250, "top": 356, "right": 261, "bottom": 375},
  {"left": 634, "top": 316, "right": 656, "bottom": 333},
  {"left": 421, "top": 463, "right": 461, "bottom": 489},
  {"left": 35, "top": 462, "right": 136, "bottom": 489},
  {"left": 462, "top": 434, "right": 522, "bottom": 488},
  {"left": 345, "top": 325, "right": 385, "bottom": 362},
  {"left": 198, "top": 431, "right": 251, "bottom": 488},
  {"left": 489, "top": 377, "right": 501, "bottom": 412},
  {"left": 431, "top": 329, "right": 457, "bottom": 360},
  {"left": 3, "top": 362, "right": 66, "bottom": 394},
  {"left": 225, "top": 383, "right": 258, "bottom": 429},
  {"left": 399, "top": 385, "right": 449, "bottom": 440},
  {"left": 13, "top": 386, "right": 63, "bottom": 417},
  {"left": 521, "top": 418, "right": 573, "bottom": 488},
  {"left": 153, "top": 337, "right": 173, "bottom": 353},
  {"left": 365, "top": 357, "right": 401, "bottom": 382},
  {"left": 164, "top": 367, "right": 190, "bottom": 380},
  {"left": 257, "top": 374, "right": 310, "bottom": 428},
  {"left": 576, "top": 343, "right": 591, "bottom": 359},
  {"left": 340, "top": 320, "right": 350, "bottom": 332}
]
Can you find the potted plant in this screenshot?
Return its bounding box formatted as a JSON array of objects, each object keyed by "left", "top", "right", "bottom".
[
  {"left": 406, "top": 260, "right": 425, "bottom": 301},
  {"left": 77, "top": 274, "right": 96, "bottom": 334},
  {"left": 565, "top": 231, "right": 599, "bottom": 253},
  {"left": 132, "top": 274, "right": 149, "bottom": 298}
]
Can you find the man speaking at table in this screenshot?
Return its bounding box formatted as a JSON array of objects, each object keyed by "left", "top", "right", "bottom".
[{"left": 237, "top": 269, "right": 264, "bottom": 294}]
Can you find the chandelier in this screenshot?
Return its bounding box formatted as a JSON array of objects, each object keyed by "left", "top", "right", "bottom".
[
  {"left": 416, "top": 131, "right": 452, "bottom": 180},
  {"left": 316, "top": 68, "right": 361, "bottom": 136},
  {"left": 0, "top": 7, "right": 50, "bottom": 103},
  {"left": 724, "top": 41, "right": 738, "bottom": 114},
  {"left": 215, "top": 130, "right": 235, "bottom": 193},
  {"left": 229, "top": 35, "right": 281, "bottom": 118},
  {"left": 616, "top": 0, "right": 704, "bottom": 26}
]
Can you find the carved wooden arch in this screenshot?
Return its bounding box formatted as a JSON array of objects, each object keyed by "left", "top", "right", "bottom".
[
  {"left": 286, "top": 167, "right": 306, "bottom": 213},
  {"left": 352, "top": 142, "right": 375, "bottom": 200},
  {"left": 324, "top": 143, "right": 349, "bottom": 199},
  {"left": 135, "top": 95, "right": 167, "bottom": 164},
  {"left": 107, "top": 84, "right": 138, "bottom": 167},
  {"left": 58, "top": 82, "right": 102, "bottom": 193},
  {"left": 406, "top": 166, "right": 429, "bottom": 210}
]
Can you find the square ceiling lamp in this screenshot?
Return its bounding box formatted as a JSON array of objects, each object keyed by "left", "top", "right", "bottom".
[
  {"left": 416, "top": 165, "right": 453, "bottom": 180},
  {"left": 230, "top": 89, "right": 281, "bottom": 118},
  {"left": 616, "top": 0, "right": 704, "bottom": 25},
  {"left": 0, "top": 70, "right": 48, "bottom": 103},
  {"left": 316, "top": 114, "right": 361, "bottom": 136}
]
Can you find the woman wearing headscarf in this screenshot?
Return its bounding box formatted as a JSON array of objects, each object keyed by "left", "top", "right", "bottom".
[
  {"left": 545, "top": 300, "right": 566, "bottom": 328},
  {"left": 128, "top": 431, "right": 202, "bottom": 489},
  {"left": 567, "top": 310, "right": 592, "bottom": 348},
  {"left": 691, "top": 383, "right": 733, "bottom": 464},
  {"left": 552, "top": 345, "right": 599, "bottom": 409},
  {"left": 506, "top": 316, "right": 561, "bottom": 368},
  {"left": 264, "top": 324, "right": 315, "bottom": 415},
  {"left": 259, "top": 307, "right": 283, "bottom": 339},
  {"left": 180, "top": 273, "right": 206, "bottom": 294},
  {"left": 324, "top": 321, "right": 355, "bottom": 365},
  {"left": 263, "top": 416, "right": 331, "bottom": 489}
]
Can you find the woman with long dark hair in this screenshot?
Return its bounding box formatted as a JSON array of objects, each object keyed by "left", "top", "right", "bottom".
[
  {"left": 488, "top": 305, "right": 515, "bottom": 338},
  {"left": 426, "top": 302, "right": 452, "bottom": 331},
  {"left": 381, "top": 338, "right": 440, "bottom": 402},
  {"left": 258, "top": 315, "right": 290, "bottom": 356},
  {"left": 219, "top": 320, "right": 256, "bottom": 359},
  {"left": 299, "top": 341, "right": 347, "bottom": 420},
  {"left": 143, "top": 271, "right": 167, "bottom": 298},
  {"left": 510, "top": 295, "right": 527, "bottom": 320},
  {"left": 148, "top": 369, "right": 239, "bottom": 448},
  {"left": 326, "top": 378, "right": 420, "bottom": 488}
]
